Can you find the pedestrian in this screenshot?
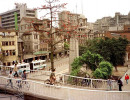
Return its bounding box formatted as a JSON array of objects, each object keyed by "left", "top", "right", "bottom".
[
  {"left": 118, "top": 77, "right": 123, "bottom": 91},
  {"left": 107, "top": 79, "right": 112, "bottom": 90},
  {"left": 22, "top": 70, "right": 27, "bottom": 80},
  {"left": 125, "top": 74, "right": 129, "bottom": 84},
  {"left": 21, "top": 70, "right": 27, "bottom": 84},
  {"left": 7, "top": 70, "right": 13, "bottom": 88},
  {"left": 13, "top": 64, "right": 18, "bottom": 77}
]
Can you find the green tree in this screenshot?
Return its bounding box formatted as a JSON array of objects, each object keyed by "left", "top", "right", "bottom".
[
  {"left": 93, "top": 61, "right": 113, "bottom": 79},
  {"left": 85, "top": 37, "right": 129, "bottom": 71},
  {"left": 81, "top": 50, "right": 104, "bottom": 71},
  {"left": 71, "top": 51, "right": 104, "bottom": 76},
  {"left": 64, "top": 42, "right": 69, "bottom": 50}
]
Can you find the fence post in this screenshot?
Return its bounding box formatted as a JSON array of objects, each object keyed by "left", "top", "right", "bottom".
[
  {"left": 63, "top": 74, "right": 65, "bottom": 84},
  {"left": 10, "top": 96, "right": 12, "bottom": 100},
  {"left": 91, "top": 79, "right": 92, "bottom": 88}
]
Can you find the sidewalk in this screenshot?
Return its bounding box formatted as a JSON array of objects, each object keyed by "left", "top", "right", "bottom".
[{"left": 123, "top": 79, "right": 130, "bottom": 91}]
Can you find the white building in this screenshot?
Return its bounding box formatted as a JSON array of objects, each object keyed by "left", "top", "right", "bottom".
[{"left": 0, "top": 3, "right": 37, "bottom": 29}]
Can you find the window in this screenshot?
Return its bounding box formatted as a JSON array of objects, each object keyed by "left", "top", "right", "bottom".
[
  {"left": 34, "top": 45, "right": 38, "bottom": 49},
  {"left": 6, "top": 42, "right": 8, "bottom": 46},
  {"left": 12, "top": 41, "right": 14, "bottom": 45},
  {"left": 3, "top": 51, "right": 5, "bottom": 56},
  {"left": 3, "top": 63, "right": 6, "bottom": 66},
  {"left": 7, "top": 62, "right": 10, "bottom": 66},
  {"left": 34, "top": 35, "right": 38, "bottom": 39},
  {"left": 10, "top": 50, "right": 12, "bottom": 55},
  {"left": 6, "top": 50, "right": 8, "bottom": 56},
  {"left": 9, "top": 41, "right": 11, "bottom": 45},
  {"left": 2, "top": 42, "right": 5, "bottom": 46},
  {"left": 13, "top": 50, "right": 15, "bottom": 55}
]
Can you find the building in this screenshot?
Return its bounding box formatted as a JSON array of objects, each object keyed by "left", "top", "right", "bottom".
[
  {"left": 0, "top": 28, "right": 18, "bottom": 66},
  {"left": 93, "top": 17, "right": 111, "bottom": 33},
  {"left": 0, "top": 3, "right": 37, "bottom": 29},
  {"left": 20, "top": 17, "right": 64, "bottom": 61},
  {"left": 58, "top": 11, "right": 92, "bottom": 45},
  {"left": 94, "top": 12, "right": 130, "bottom": 33}
]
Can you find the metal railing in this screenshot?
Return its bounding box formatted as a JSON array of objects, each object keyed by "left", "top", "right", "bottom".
[
  {"left": 0, "top": 83, "right": 24, "bottom": 100},
  {"left": 0, "top": 76, "right": 130, "bottom": 100},
  {"left": 27, "top": 70, "right": 118, "bottom": 90}
]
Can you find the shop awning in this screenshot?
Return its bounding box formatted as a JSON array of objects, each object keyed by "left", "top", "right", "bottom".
[{"left": 33, "top": 51, "right": 50, "bottom": 55}]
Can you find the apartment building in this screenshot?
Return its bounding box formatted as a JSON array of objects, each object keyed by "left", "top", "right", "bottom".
[
  {"left": 20, "top": 17, "right": 64, "bottom": 61},
  {"left": 0, "top": 3, "right": 37, "bottom": 29},
  {"left": 93, "top": 17, "right": 111, "bottom": 33},
  {"left": 20, "top": 17, "right": 40, "bottom": 59},
  {"left": 58, "top": 11, "right": 91, "bottom": 45},
  {"left": 94, "top": 12, "right": 130, "bottom": 33},
  {"left": 0, "top": 29, "right": 18, "bottom": 66}
]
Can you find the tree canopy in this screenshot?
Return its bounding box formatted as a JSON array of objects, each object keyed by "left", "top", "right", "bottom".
[
  {"left": 93, "top": 61, "right": 113, "bottom": 79},
  {"left": 80, "top": 37, "right": 129, "bottom": 68},
  {"left": 71, "top": 50, "right": 113, "bottom": 79}
]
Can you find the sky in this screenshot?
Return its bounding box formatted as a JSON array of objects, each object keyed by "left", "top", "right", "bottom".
[{"left": 0, "top": 0, "right": 130, "bottom": 22}]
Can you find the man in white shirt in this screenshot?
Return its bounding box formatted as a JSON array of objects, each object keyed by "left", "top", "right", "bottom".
[{"left": 7, "top": 70, "right": 13, "bottom": 88}]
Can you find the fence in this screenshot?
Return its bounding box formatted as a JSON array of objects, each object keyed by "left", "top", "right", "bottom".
[
  {"left": 0, "top": 76, "right": 130, "bottom": 100},
  {"left": 0, "top": 83, "right": 24, "bottom": 100},
  {"left": 27, "top": 70, "right": 118, "bottom": 90}
]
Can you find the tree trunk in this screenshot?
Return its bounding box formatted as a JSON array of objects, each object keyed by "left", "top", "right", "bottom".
[{"left": 115, "top": 66, "right": 118, "bottom": 72}]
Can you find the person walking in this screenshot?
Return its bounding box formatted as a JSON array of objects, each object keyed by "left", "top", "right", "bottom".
[
  {"left": 125, "top": 74, "right": 129, "bottom": 84},
  {"left": 7, "top": 70, "right": 13, "bottom": 88},
  {"left": 118, "top": 78, "right": 123, "bottom": 91},
  {"left": 22, "top": 70, "right": 27, "bottom": 80},
  {"left": 107, "top": 79, "right": 112, "bottom": 90},
  {"left": 13, "top": 64, "right": 18, "bottom": 77}
]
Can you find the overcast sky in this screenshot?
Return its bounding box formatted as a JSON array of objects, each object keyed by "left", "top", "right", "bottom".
[{"left": 0, "top": 0, "right": 130, "bottom": 22}]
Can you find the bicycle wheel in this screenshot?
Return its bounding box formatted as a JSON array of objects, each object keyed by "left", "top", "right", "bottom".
[{"left": 44, "top": 79, "right": 50, "bottom": 84}]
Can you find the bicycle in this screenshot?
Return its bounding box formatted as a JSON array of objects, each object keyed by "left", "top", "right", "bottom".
[{"left": 44, "top": 78, "right": 62, "bottom": 86}]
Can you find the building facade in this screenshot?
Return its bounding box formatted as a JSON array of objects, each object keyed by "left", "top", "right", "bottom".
[
  {"left": 0, "top": 3, "right": 37, "bottom": 29},
  {"left": 0, "top": 29, "right": 18, "bottom": 66},
  {"left": 58, "top": 11, "right": 92, "bottom": 46},
  {"left": 94, "top": 12, "right": 130, "bottom": 33}
]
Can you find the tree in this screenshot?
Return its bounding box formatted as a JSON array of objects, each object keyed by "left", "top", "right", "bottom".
[
  {"left": 64, "top": 42, "right": 69, "bottom": 50},
  {"left": 93, "top": 61, "right": 113, "bottom": 79},
  {"left": 71, "top": 50, "right": 104, "bottom": 76},
  {"left": 81, "top": 50, "right": 104, "bottom": 71},
  {"left": 79, "top": 45, "right": 87, "bottom": 56},
  {"left": 33, "top": 0, "right": 80, "bottom": 71},
  {"left": 84, "top": 37, "right": 129, "bottom": 71}
]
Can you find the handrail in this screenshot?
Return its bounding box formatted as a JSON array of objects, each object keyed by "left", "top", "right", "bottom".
[
  {"left": 0, "top": 76, "right": 129, "bottom": 92},
  {"left": 0, "top": 76, "right": 130, "bottom": 100}
]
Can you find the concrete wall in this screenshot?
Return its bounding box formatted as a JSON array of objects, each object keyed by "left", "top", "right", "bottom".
[{"left": 0, "top": 76, "right": 130, "bottom": 100}]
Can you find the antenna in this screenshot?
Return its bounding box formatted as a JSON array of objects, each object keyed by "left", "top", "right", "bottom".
[
  {"left": 76, "top": 3, "right": 77, "bottom": 14},
  {"left": 81, "top": 0, "right": 83, "bottom": 14}
]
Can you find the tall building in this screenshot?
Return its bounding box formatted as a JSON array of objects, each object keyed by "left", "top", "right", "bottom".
[
  {"left": 93, "top": 17, "right": 111, "bottom": 33},
  {"left": 0, "top": 3, "right": 37, "bottom": 29},
  {"left": 0, "top": 29, "right": 18, "bottom": 66},
  {"left": 93, "top": 12, "right": 130, "bottom": 33},
  {"left": 58, "top": 11, "right": 92, "bottom": 45}
]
